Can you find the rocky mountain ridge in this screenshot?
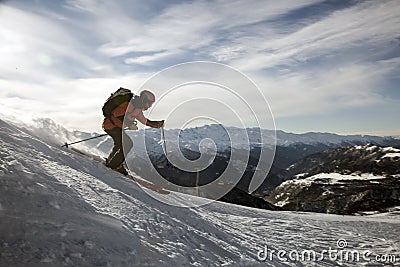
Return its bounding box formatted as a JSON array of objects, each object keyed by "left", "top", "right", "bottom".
[{"left": 267, "top": 145, "right": 400, "bottom": 215}]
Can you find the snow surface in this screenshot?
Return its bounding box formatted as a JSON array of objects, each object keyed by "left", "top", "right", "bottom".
[
  {"left": 278, "top": 173, "right": 389, "bottom": 189},
  {"left": 312, "top": 172, "right": 386, "bottom": 183},
  {"left": 1, "top": 119, "right": 400, "bottom": 266},
  {"left": 382, "top": 153, "right": 400, "bottom": 159},
  {"left": 354, "top": 145, "right": 400, "bottom": 161}
]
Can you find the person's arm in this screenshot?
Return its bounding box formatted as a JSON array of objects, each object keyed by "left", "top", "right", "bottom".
[
  {"left": 146, "top": 119, "right": 164, "bottom": 128},
  {"left": 133, "top": 109, "right": 164, "bottom": 128}
]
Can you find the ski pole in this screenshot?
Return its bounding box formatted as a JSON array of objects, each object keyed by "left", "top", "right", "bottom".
[
  {"left": 62, "top": 133, "right": 108, "bottom": 148},
  {"left": 161, "top": 125, "right": 168, "bottom": 158},
  {"left": 161, "top": 125, "right": 174, "bottom": 168},
  {"left": 62, "top": 127, "right": 131, "bottom": 148}
]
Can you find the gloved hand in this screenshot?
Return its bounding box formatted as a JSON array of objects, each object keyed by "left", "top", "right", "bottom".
[
  {"left": 155, "top": 120, "right": 164, "bottom": 128},
  {"left": 128, "top": 122, "right": 138, "bottom": 130}
]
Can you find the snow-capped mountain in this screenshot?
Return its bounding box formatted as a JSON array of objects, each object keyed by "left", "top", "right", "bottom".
[
  {"left": 14, "top": 118, "right": 400, "bottom": 200},
  {"left": 285, "top": 144, "right": 400, "bottom": 178},
  {"left": 1, "top": 118, "right": 400, "bottom": 266},
  {"left": 132, "top": 124, "right": 400, "bottom": 153},
  {"left": 274, "top": 130, "right": 399, "bottom": 147},
  {"left": 267, "top": 145, "right": 400, "bottom": 215},
  {"left": 24, "top": 119, "right": 400, "bottom": 156}
]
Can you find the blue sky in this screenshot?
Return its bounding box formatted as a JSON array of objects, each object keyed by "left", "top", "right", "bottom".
[{"left": 0, "top": 0, "right": 399, "bottom": 136}]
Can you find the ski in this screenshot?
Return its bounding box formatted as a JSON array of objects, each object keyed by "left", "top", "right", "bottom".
[
  {"left": 126, "top": 175, "right": 170, "bottom": 195},
  {"left": 67, "top": 147, "right": 170, "bottom": 194}
]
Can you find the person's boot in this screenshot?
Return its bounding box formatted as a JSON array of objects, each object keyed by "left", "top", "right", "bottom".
[
  {"left": 105, "top": 148, "right": 120, "bottom": 168},
  {"left": 115, "top": 164, "right": 128, "bottom": 176}
]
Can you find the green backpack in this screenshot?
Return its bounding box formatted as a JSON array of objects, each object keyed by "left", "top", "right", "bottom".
[{"left": 102, "top": 87, "right": 134, "bottom": 119}]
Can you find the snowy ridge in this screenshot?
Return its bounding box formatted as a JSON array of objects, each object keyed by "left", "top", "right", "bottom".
[
  {"left": 269, "top": 169, "right": 400, "bottom": 216},
  {"left": 285, "top": 144, "right": 400, "bottom": 178},
  {"left": 1, "top": 118, "right": 400, "bottom": 266},
  {"left": 16, "top": 119, "right": 399, "bottom": 159},
  {"left": 354, "top": 145, "right": 400, "bottom": 161},
  {"left": 268, "top": 143, "right": 400, "bottom": 215},
  {"left": 278, "top": 172, "right": 388, "bottom": 187},
  {"left": 137, "top": 125, "right": 399, "bottom": 152}
]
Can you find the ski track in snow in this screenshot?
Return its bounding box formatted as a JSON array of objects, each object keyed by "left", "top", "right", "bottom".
[{"left": 1, "top": 119, "right": 400, "bottom": 266}]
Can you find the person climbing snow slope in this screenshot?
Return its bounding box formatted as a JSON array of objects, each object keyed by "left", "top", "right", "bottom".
[{"left": 102, "top": 88, "right": 164, "bottom": 175}]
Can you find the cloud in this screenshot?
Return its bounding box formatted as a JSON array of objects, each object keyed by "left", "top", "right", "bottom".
[
  {"left": 64, "top": 0, "right": 107, "bottom": 14},
  {"left": 0, "top": 73, "right": 150, "bottom": 131},
  {"left": 203, "top": 0, "right": 400, "bottom": 127},
  {"left": 0, "top": 0, "right": 399, "bottom": 135},
  {"left": 97, "top": 0, "right": 325, "bottom": 62},
  {"left": 249, "top": 60, "right": 394, "bottom": 121},
  {"left": 228, "top": 0, "right": 400, "bottom": 70},
  {"left": 0, "top": 5, "right": 107, "bottom": 83},
  {"left": 124, "top": 50, "right": 182, "bottom": 65},
  {"left": 0, "top": 3, "right": 151, "bottom": 131},
  {"left": 98, "top": 2, "right": 217, "bottom": 57}
]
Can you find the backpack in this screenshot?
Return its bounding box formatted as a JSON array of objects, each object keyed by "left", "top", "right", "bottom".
[{"left": 102, "top": 87, "right": 134, "bottom": 119}]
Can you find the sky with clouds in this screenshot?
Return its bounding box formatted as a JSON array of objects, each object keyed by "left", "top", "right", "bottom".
[{"left": 0, "top": 0, "right": 399, "bottom": 136}]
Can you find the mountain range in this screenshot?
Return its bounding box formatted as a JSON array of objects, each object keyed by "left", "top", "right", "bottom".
[
  {"left": 21, "top": 118, "right": 400, "bottom": 214},
  {"left": 267, "top": 145, "right": 400, "bottom": 214}
]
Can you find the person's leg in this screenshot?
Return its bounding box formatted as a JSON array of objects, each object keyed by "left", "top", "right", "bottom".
[
  {"left": 105, "top": 128, "right": 123, "bottom": 169},
  {"left": 106, "top": 140, "right": 120, "bottom": 166},
  {"left": 105, "top": 128, "right": 133, "bottom": 170},
  {"left": 116, "top": 130, "right": 133, "bottom": 174},
  {"left": 122, "top": 129, "right": 133, "bottom": 153}
]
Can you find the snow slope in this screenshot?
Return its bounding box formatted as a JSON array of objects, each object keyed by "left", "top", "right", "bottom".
[{"left": 1, "top": 119, "right": 400, "bottom": 266}]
